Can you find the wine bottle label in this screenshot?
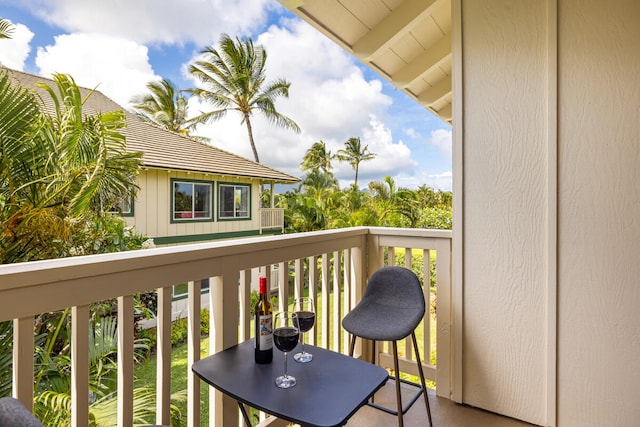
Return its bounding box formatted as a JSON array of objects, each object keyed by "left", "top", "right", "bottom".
[{"left": 257, "top": 314, "right": 273, "bottom": 350}]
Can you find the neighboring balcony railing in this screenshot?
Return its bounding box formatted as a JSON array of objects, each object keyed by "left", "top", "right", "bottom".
[
  {"left": 259, "top": 208, "right": 285, "bottom": 232},
  {"left": 0, "top": 226, "right": 452, "bottom": 427}
]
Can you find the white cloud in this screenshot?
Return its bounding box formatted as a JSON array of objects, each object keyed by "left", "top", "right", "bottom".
[
  {"left": 430, "top": 128, "right": 452, "bottom": 159},
  {"left": 0, "top": 22, "right": 34, "bottom": 71},
  {"left": 21, "top": 0, "right": 274, "bottom": 45},
  {"left": 7, "top": 1, "right": 447, "bottom": 190},
  {"left": 404, "top": 128, "right": 420, "bottom": 139},
  {"left": 395, "top": 170, "right": 452, "bottom": 192},
  {"left": 187, "top": 19, "right": 417, "bottom": 188},
  {"left": 35, "top": 33, "right": 159, "bottom": 107}
]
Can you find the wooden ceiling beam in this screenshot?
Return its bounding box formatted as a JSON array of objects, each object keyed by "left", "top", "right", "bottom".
[
  {"left": 417, "top": 77, "right": 452, "bottom": 106},
  {"left": 352, "top": 0, "right": 439, "bottom": 61},
  {"left": 435, "top": 103, "right": 452, "bottom": 121},
  {"left": 393, "top": 34, "right": 451, "bottom": 87}
]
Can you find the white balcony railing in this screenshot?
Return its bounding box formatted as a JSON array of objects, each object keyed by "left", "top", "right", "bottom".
[
  {"left": 259, "top": 208, "right": 285, "bottom": 231},
  {"left": 0, "top": 226, "right": 452, "bottom": 427}
]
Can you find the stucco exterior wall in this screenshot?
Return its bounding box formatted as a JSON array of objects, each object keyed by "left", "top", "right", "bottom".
[
  {"left": 458, "top": 0, "right": 640, "bottom": 425},
  {"left": 123, "top": 169, "right": 262, "bottom": 244}
]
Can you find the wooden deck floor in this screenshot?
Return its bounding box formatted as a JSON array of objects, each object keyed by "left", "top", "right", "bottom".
[{"left": 345, "top": 382, "right": 537, "bottom": 427}]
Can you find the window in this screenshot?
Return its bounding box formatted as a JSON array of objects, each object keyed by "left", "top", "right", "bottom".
[
  {"left": 172, "top": 279, "right": 210, "bottom": 300},
  {"left": 107, "top": 195, "right": 134, "bottom": 217},
  {"left": 218, "top": 183, "right": 250, "bottom": 219},
  {"left": 172, "top": 179, "right": 213, "bottom": 221}
]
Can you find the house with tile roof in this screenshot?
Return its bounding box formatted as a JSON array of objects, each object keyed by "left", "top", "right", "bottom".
[{"left": 8, "top": 68, "right": 301, "bottom": 245}]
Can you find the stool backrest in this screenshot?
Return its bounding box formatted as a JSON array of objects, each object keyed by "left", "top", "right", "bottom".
[{"left": 363, "top": 266, "right": 425, "bottom": 315}]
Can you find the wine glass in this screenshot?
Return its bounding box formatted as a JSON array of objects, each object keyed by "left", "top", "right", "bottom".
[
  {"left": 291, "top": 297, "right": 315, "bottom": 363},
  {"left": 273, "top": 311, "right": 299, "bottom": 388}
]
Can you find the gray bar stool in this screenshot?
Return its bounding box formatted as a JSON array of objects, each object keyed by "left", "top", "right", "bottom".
[
  {"left": 342, "top": 266, "right": 433, "bottom": 427},
  {"left": 0, "top": 397, "right": 44, "bottom": 427}
]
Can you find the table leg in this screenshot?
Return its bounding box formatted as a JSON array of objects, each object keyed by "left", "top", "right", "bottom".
[{"left": 238, "top": 402, "right": 251, "bottom": 426}]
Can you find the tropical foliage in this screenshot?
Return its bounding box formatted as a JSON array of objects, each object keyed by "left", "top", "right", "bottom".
[
  {"left": 131, "top": 78, "right": 209, "bottom": 143},
  {"left": 188, "top": 33, "right": 300, "bottom": 163},
  {"left": 0, "top": 70, "right": 143, "bottom": 263},
  {"left": 336, "top": 136, "right": 376, "bottom": 188},
  {"left": 0, "top": 69, "right": 177, "bottom": 424},
  {"left": 279, "top": 139, "right": 452, "bottom": 233},
  {"left": 0, "top": 18, "right": 14, "bottom": 39}
]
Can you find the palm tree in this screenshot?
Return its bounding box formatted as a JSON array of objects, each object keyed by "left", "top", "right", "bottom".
[
  {"left": 300, "top": 169, "right": 338, "bottom": 192},
  {"left": 0, "top": 71, "right": 142, "bottom": 262},
  {"left": 188, "top": 33, "right": 300, "bottom": 163},
  {"left": 131, "top": 78, "right": 209, "bottom": 143},
  {"left": 336, "top": 137, "right": 376, "bottom": 188},
  {"left": 131, "top": 78, "right": 189, "bottom": 133},
  {"left": 302, "top": 140, "right": 334, "bottom": 173},
  {"left": 0, "top": 18, "right": 14, "bottom": 39}
]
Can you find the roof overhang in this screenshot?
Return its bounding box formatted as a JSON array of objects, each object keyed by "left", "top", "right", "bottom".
[{"left": 278, "top": 0, "right": 452, "bottom": 125}]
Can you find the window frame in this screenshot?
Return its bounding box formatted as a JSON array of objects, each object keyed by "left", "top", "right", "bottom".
[
  {"left": 217, "top": 182, "right": 251, "bottom": 221},
  {"left": 170, "top": 178, "right": 215, "bottom": 223},
  {"left": 107, "top": 194, "right": 134, "bottom": 217}
]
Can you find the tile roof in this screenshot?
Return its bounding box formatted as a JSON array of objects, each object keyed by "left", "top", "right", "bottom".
[{"left": 6, "top": 68, "right": 301, "bottom": 184}]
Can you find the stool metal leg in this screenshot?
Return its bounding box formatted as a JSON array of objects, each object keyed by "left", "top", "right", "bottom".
[
  {"left": 349, "top": 334, "right": 356, "bottom": 357},
  {"left": 392, "top": 340, "right": 404, "bottom": 427},
  {"left": 411, "top": 331, "right": 433, "bottom": 426}
]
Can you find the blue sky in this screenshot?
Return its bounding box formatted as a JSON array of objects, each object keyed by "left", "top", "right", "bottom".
[{"left": 0, "top": 0, "right": 452, "bottom": 191}]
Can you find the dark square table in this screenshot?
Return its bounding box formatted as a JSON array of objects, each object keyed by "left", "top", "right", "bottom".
[{"left": 192, "top": 340, "right": 389, "bottom": 427}]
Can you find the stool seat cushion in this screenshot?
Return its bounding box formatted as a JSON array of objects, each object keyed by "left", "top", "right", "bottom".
[
  {"left": 342, "top": 266, "right": 425, "bottom": 341},
  {"left": 0, "top": 397, "right": 44, "bottom": 427}
]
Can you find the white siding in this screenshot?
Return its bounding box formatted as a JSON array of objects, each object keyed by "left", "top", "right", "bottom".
[
  {"left": 125, "top": 169, "right": 262, "bottom": 243},
  {"left": 557, "top": 1, "right": 640, "bottom": 426},
  {"left": 459, "top": 0, "right": 548, "bottom": 424},
  {"left": 458, "top": 0, "right": 640, "bottom": 425}
]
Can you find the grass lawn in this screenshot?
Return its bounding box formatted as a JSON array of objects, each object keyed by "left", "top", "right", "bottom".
[{"left": 134, "top": 337, "right": 212, "bottom": 426}]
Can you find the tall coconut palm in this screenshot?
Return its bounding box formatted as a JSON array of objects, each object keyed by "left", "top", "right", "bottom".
[
  {"left": 336, "top": 137, "right": 376, "bottom": 188},
  {"left": 131, "top": 78, "right": 189, "bottom": 134},
  {"left": 188, "top": 33, "right": 300, "bottom": 163},
  {"left": 302, "top": 140, "right": 334, "bottom": 173},
  {"left": 131, "top": 78, "right": 210, "bottom": 144}
]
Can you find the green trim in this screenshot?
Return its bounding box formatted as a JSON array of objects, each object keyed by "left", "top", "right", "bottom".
[
  {"left": 172, "top": 281, "right": 211, "bottom": 301},
  {"left": 122, "top": 195, "right": 135, "bottom": 217},
  {"left": 217, "top": 182, "right": 251, "bottom": 221},
  {"left": 107, "top": 194, "right": 134, "bottom": 217},
  {"left": 152, "top": 228, "right": 282, "bottom": 245},
  {"left": 170, "top": 178, "right": 215, "bottom": 224}
]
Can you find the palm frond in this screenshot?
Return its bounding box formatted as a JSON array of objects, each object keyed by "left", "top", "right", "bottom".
[{"left": 0, "top": 18, "right": 15, "bottom": 39}]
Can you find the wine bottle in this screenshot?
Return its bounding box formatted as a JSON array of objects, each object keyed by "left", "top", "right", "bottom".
[{"left": 254, "top": 276, "right": 273, "bottom": 363}]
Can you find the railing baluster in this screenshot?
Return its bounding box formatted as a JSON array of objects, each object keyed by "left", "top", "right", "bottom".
[
  {"left": 308, "top": 255, "right": 318, "bottom": 346},
  {"left": 277, "top": 261, "right": 288, "bottom": 312},
  {"left": 117, "top": 295, "right": 134, "bottom": 427},
  {"left": 239, "top": 270, "right": 251, "bottom": 341},
  {"left": 321, "top": 253, "right": 330, "bottom": 349},
  {"left": 342, "top": 249, "right": 351, "bottom": 354},
  {"left": 294, "top": 258, "right": 303, "bottom": 300},
  {"left": 405, "top": 247, "right": 414, "bottom": 361},
  {"left": 13, "top": 316, "right": 34, "bottom": 411},
  {"left": 188, "top": 280, "right": 201, "bottom": 427},
  {"left": 424, "top": 249, "right": 432, "bottom": 365},
  {"left": 71, "top": 305, "right": 89, "bottom": 427},
  {"left": 332, "top": 251, "right": 341, "bottom": 353},
  {"left": 156, "top": 286, "right": 172, "bottom": 426}
]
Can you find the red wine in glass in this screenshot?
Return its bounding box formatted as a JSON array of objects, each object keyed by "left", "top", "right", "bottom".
[
  {"left": 274, "top": 327, "right": 299, "bottom": 352},
  {"left": 273, "top": 312, "right": 299, "bottom": 388},
  {"left": 292, "top": 297, "right": 315, "bottom": 363}
]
